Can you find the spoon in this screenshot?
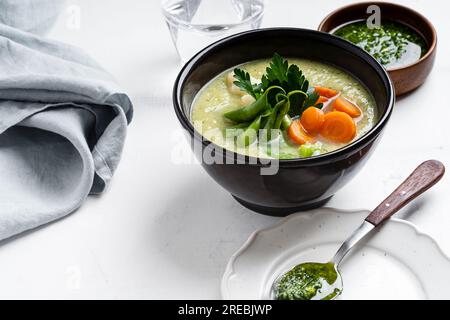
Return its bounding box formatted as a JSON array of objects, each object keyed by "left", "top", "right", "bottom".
[{"left": 271, "top": 160, "right": 445, "bottom": 300}]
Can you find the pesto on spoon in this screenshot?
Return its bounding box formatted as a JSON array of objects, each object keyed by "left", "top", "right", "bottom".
[{"left": 273, "top": 160, "right": 445, "bottom": 300}]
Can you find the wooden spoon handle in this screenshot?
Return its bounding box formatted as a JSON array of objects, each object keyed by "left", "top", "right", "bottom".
[{"left": 366, "top": 160, "right": 445, "bottom": 226}]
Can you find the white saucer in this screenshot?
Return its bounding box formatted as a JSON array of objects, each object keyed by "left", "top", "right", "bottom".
[{"left": 221, "top": 208, "right": 450, "bottom": 300}]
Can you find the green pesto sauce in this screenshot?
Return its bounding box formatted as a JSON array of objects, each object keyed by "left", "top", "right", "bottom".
[
  {"left": 276, "top": 262, "right": 341, "bottom": 300},
  {"left": 334, "top": 20, "right": 427, "bottom": 68}
]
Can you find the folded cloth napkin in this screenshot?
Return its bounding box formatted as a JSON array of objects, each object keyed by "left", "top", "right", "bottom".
[
  {"left": 0, "top": 0, "right": 65, "bottom": 35},
  {"left": 0, "top": 23, "right": 133, "bottom": 240}
]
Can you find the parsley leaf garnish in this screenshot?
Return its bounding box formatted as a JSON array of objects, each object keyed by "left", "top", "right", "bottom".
[
  {"left": 232, "top": 53, "right": 320, "bottom": 117},
  {"left": 303, "top": 91, "right": 320, "bottom": 109},
  {"left": 232, "top": 68, "right": 262, "bottom": 99},
  {"left": 262, "top": 53, "right": 289, "bottom": 88}
]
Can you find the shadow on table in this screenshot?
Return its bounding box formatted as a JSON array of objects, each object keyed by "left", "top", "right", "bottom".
[
  {"left": 0, "top": 197, "right": 99, "bottom": 248},
  {"left": 150, "top": 173, "right": 277, "bottom": 294},
  {"left": 150, "top": 171, "right": 433, "bottom": 270}
]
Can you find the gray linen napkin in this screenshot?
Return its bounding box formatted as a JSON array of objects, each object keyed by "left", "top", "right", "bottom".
[
  {"left": 0, "top": 21, "right": 133, "bottom": 240},
  {"left": 0, "top": 0, "right": 65, "bottom": 35}
]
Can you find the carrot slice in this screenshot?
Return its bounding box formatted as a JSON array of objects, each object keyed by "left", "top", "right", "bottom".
[
  {"left": 288, "top": 120, "right": 316, "bottom": 145},
  {"left": 320, "top": 111, "right": 356, "bottom": 143},
  {"left": 300, "top": 107, "right": 325, "bottom": 134},
  {"left": 315, "top": 86, "right": 339, "bottom": 98},
  {"left": 333, "top": 97, "right": 362, "bottom": 118},
  {"left": 316, "top": 96, "right": 329, "bottom": 105}
]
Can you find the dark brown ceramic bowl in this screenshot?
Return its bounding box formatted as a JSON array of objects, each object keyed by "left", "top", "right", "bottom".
[
  {"left": 318, "top": 1, "right": 437, "bottom": 96},
  {"left": 173, "top": 28, "right": 394, "bottom": 216}
]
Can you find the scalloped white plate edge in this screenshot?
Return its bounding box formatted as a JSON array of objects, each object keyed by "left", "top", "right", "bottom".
[{"left": 221, "top": 207, "right": 450, "bottom": 300}]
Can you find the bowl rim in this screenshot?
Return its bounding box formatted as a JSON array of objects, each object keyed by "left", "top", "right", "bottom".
[
  {"left": 317, "top": 1, "right": 438, "bottom": 72},
  {"left": 173, "top": 27, "right": 395, "bottom": 167}
]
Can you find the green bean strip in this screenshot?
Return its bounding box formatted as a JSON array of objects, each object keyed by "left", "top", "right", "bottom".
[
  {"left": 224, "top": 86, "right": 285, "bottom": 123},
  {"left": 229, "top": 122, "right": 250, "bottom": 129},
  {"left": 236, "top": 114, "right": 263, "bottom": 147},
  {"left": 264, "top": 99, "right": 284, "bottom": 130},
  {"left": 288, "top": 90, "right": 307, "bottom": 100},
  {"left": 286, "top": 89, "right": 308, "bottom": 117},
  {"left": 277, "top": 91, "right": 303, "bottom": 129},
  {"left": 263, "top": 99, "right": 286, "bottom": 140},
  {"left": 281, "top": 115, "right": 293, "bottom": 130},
  {"left": 274, "top": 100, "right": 290, "bottom": 129}
]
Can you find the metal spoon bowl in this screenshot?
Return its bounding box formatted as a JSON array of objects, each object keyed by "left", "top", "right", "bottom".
[{"left": 271, "top": 160, "right": 445, "bottom": 300}]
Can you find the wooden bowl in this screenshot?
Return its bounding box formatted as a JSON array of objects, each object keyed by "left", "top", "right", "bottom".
[{"left": 318, "top": 1, "right": 437, "bottom": 96}]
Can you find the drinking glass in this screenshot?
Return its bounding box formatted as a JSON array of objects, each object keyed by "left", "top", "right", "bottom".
[{"left": 161, "top": 0, "right": 265, "bottom": 62}]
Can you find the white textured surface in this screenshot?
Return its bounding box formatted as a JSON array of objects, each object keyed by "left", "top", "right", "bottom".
[
  {"left": 222, "top": 209, "right": 450, "bottom": 300},
  {"left": 0, "top": 0, "right": 449, "bottom": 299}
]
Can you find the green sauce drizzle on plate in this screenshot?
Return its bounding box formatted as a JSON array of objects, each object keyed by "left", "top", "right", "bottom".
[
  {"left": 334, "top": 20, "right": 428, "bottom": 68},
  {"left": 276, "top": 262, "right": 341, "bottom": 300}
]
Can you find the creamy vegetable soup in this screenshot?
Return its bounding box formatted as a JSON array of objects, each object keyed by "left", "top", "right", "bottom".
[{"left": 191, "top": 54, "right": 377, "bottom": 159}]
